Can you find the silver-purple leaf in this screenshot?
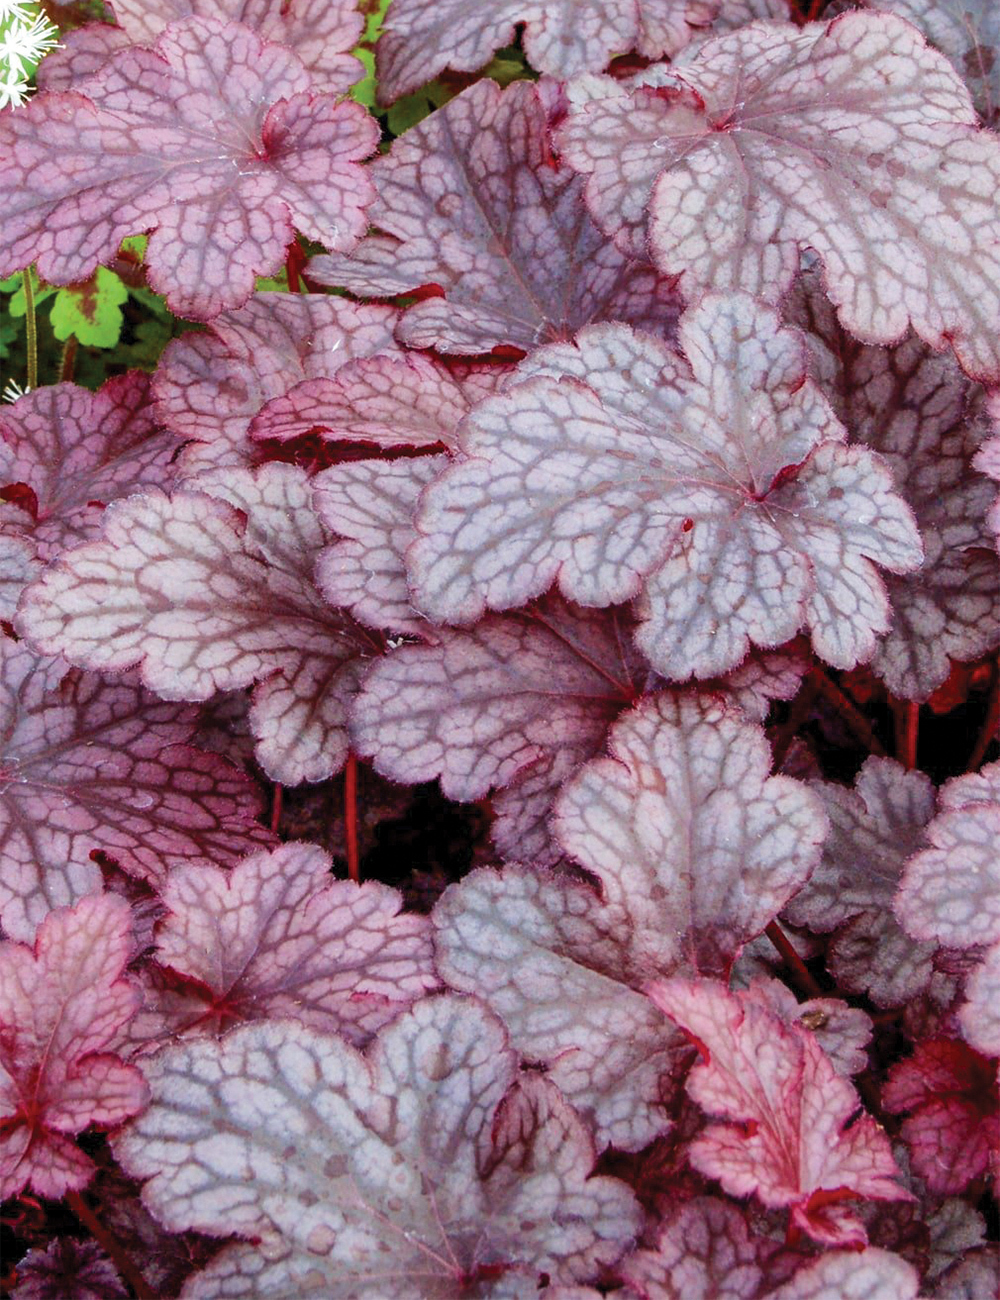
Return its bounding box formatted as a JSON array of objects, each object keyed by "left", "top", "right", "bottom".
[
  {"left": 309, "top": 80, "right": 682, "bottom": 355},
  {"left": 409, "top": 295, "right": 922, "bottom": 677},
  {"left": 558, "top": 12, "right": 1000, "bottom": 381}
]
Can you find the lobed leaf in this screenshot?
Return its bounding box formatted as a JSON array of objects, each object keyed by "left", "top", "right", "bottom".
[
  {"left": 764, "top": 1249, "right": 922, "bottom": 1300},
  {"left": 0, "top": 894, "right": 146, "bottom": 1201},
  {"left": 0, "top": 18, "right": 378, "bottom": 320},
  {"left": 115, "top": 996, "right": 642, "bottom": 1297},
  {"left": 10, "top": 1239, "right": 126, "bottom": 1300},
  {"left": 309, "top": 80, "right": 682, "bottom": 355},
  {"left": 16, "top": 464, "right": 378, "bottom": 786},
  {"left": 959, "top": 941, "right": 1000, "bottom": 1058},
  {"left": 0, "top": 636, "right": 271, "bottom": 942},
  {"left": 410, "top": 295, "right": 921, "bottom": 677},
  {"left": 558, "top": 12, "right": 1000, "bottom": 380},
  {"left": 747, "top": 978, "right": 873, "bottom": 1078}
]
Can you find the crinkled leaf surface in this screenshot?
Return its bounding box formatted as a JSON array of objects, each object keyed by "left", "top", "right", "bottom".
[
  {"left": 0, "top": 18, "right": 378, "bottom": 320},
  {"left": 791, "top": 280, "right": 1000, "bottom": 699},
  {"left": 309, "top": 80, "right": 682, "bottom": 355},
  {"left": 558, "top": 12, "right": 1000, "bottom": 380},
  {"left": 410, "top": 295, "right": 922, "bottom": 677},
  {"left": 882, "top": 1039, "right": 999, "bottom": 1194},
  {"left": 0, "top": 636, "right": 271, "bottom": 942},
  {"left": 875, "top": 0, "right": 998, "bottom": 125},
  {"left": 16, "top": 464, "right": 379, "bottom": 786},
  {"left": 10, "top": 1238, "right": 127, "bottom": 1300},
  {"left": 747, "top": 978, "right": 873, "bottom": 1078},
  {"left": 132, "top": 842, "right": 436, "bottom": 1046},
  {"left": 0, "top": 894, "right": 146, "bottom": 1201},
  {"left": 115, "top": 996, "right": 642, "bottom": 1298},
  {"left": 36, "top": 25, "right": 132, "bottom": 93},
  {"left": 959, "top": 940, "right": 1000, "bottom": 1058},
  {"left": 648, "top": 978, "right": 908, "bottom": 1246},
  {"left": 0, "top": 527, "right": 41, "bottom": 621},
  {"left": 895, "top": 761, "right": 1000, "bottom": 947},
  {"left": 765, "top": 1249, "right": 922, "bottom": 1300},
  {"left": 376, "top": 0, "right": 718, "bottom": 101},
  {"left": 154, "top": 293, "right": 400, "bottom": 477},
  {"left": 0, "top": 374, "right": 178, "bottom": 563},
  {"left": 782, "top": 758, "right": 939, "bottom": 1007}
]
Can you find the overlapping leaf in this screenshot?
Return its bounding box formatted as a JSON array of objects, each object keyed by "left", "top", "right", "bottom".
[
  {"left": 0, "top": 894, "right": 146, "bottom": 1201},
  {"left": 131, "top": 842, "right": 436, "bottom": 1046},
  {"left": 782, "top": 758, "right": 939, "bottom": 1007},
  {"left": 648, "top": 978, "right": 908, "bottom": 1246},
  {"left": 410, "top": 295, "right": 922, "bottom": 677},
  {"left": 875, "top": 0, "right": 998, "bottom": 126},
  {"left": 0, "top": 18, "right": 378, "bottom": 320},
  {"left": 557, "top": 12, "right": 1000, "bottom": 380},
  {"left": 959, "top": 943, "right": 1000, "bottom": 1058},
  {"left": 747, "top": 978, "right": 873, "bottom": 1078},
  {"left": 115, "top": 996, "right": 642, "bottom": 1298},
  {"left": 309, "top": 80, "right": 683, "bottom": 354},
  {"left": 10, "top": 1239, "right": 126, "bottom": 1300},
  {"left": 16, "top": 464, "right": 379, "bottom": 786},
  {"left": 764, "top": 1250, "right": 922, "bottom": 1300},
  {"left": 376, "top": 0, "right": 718, "bottom": 102},
  {"left": 0, "top": 636, "right": 271, "bottom": 942}
]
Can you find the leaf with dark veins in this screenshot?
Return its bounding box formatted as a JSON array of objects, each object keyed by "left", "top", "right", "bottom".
[
  {"left": 309, "top": 79, "right": 682, "bottom": 355},
  {"left": 0, "top": 18, "right": 378, "bottom": 321}
]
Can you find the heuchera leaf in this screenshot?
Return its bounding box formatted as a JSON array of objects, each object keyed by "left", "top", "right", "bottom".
[
  {"left": 115, "top": 996, "right": 643, "bottom": 1297},
  {"left": 763, "top": 1249, "right": 922, "bottom": 1300},
  {"left": 0, "top": 636, "right": 271, "bottom": 942},
  {"left": 153, "top": 292, "right": 400, "bottom": 476},
  {"left": 49, "top": 268, "right": 130, "bottom": 349},
  {"left": 0, "top": 528, "right": 41, "bottom": 621},
  {"left": 0, "top": 18, "right": 378, "bottom": 321},
  {"left": 0, "top": 894, "right": 147, "bottom": 1201},
  {"left": 647, "top": 978, "right": 908, "bottom": 1246},
  {"left": 309, "top": 80, "right": 683, "bottom": 355},
  {"left": 0, "top": 374, "right": 178, "bottom": 563},
  {"left": 782, "top": 758, "right": 939, "bottom": 1008},
  {"left": 409, "top": 295, "right": 922, "bottom": 677},
  {"left": 959, "top": 942, "right": 1000, "bottom": 1058},
  {"left": 557, "top": 12, "right": 1000, "bottom": 380},
  {"left": 10, "top": 1239, "right": 127, "bottom": 1300},
  {"left": 933, "top": 1248, "right": 1000, "bottom": 1300},
  {"left": 746, "top": 978, "right": 873, "bottom": 1078},
  {"left": 882, "top": 1039, "right": 999, "bottom": 1195},
  {"left": 16, "top": 464, "right": 378, "bottom": 786},
  {"left": 131, "top": 841, "right": 436, "bottom": 1045},
  {"left": 375, "top": 0, "right": 718, "bottom": 102}
]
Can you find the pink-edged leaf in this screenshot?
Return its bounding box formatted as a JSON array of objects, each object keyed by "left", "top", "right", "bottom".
[
  {"left": 410, "top": 296, "right": 921, "bottom": 677},
  {"left": 959, "top": 941, "right": 1000, "bottom": 1058},
  {"left": 376, "top": 0, "right": 718, "bottom": 101},
  {"left": 874, "top": 0, "right": 998, "bottom": 126},
  {"left": 896, "top": 761, "right": 1000, "bottom": 948},
  {"left": 16, "top": 464, "right": 377, "bottom": 786},
  {"left": 154, "top": 292, "right": 400, "bottom": 476},
  {"left": 783, "top": 758, "right": 939, "bottom": 1007},
  {"left": 115, "top": 996, "right": 642, "bottom": 1297},
  {"left": 36, "top": 25, "right": 132, "bottom": 93},
  {"left": 791, "top": 279, "right": 1000, "bottom": 700},
  {"left": 747, "top": 978, "right": 873, "bottom": 1078},
  {"left": 0, "top": 18, "right": 378, "bottom": 321},
  {"left": 131, "top": 841, "right": 436, "bottom": 1046},
  {"left": 10, "top": 1239, "right": 126, "bottom": 1300},
  {"left": 250, "top": 352, "right": 508, "bottom": 449},
  {"left": 765, "top": 1249, "right": 922, "bottom": 1300},
  {"left": 0, "top": 636, "right": 271, "bottom": 942},
  {"left": 557, "top": 12, "right": 1000, "bottom": 380},
  {"left": 309, "top": 80, "right": 682, "bottom": 355},
  {"left": 0, "top": 528, "right": 41, "bottom": 621},
  {"left": 352, "top": 595, "right": 647, "bottom": 867},
  {"left": 0, "top": 894, "right": 146, "bottom": 1201},
  {"left": 882, "top": 1039, "right": 999, "bottom": 1195},
  {"left": 0, "top": 374, "right": 179, "bottom": 562},
  {"left": 648, "top": 978, "right": 908, "bottom": 1246}
]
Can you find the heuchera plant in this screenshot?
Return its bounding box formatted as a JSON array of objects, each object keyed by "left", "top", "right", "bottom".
[{"left": 0, "top": 0, "right": 998, "bottom": 1294}]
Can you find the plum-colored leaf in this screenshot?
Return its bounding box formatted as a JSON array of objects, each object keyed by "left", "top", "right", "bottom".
[
  {"left": 16, "top": 464, "right": 378, "bottom": 786},
  {"left": 748, "top": 978, "right": 873, "bottom": 1078},
  {"left": 959, "top": 941, "right": 1000, "bottom": 1058},
  {"left": 874, "top": 0, "right": 998, "bottom": 126},
  {"left": 933, "top": 1248, "right": 1000, "bottom": 1300},
  {"left": 648, "top": 978, "right": 908, "bottom": 1246},
  {"left": 43, "top": 0, "right": 364, "bottom": 95},
  {"left": 0, "top": 636, "right": 271, "bottom": 942},
  {"left": 783, "top": 758, "right": 939, "bottom": 1007},
  {"left": 0, "top": 18, "right": 378, "bottom": 321},
  {"left": 154, "top": 292, "right": 400, "bottom": 477},
  {"left": 410, "top": 296, "right": 921, "bottom": 677},
  {"left": 115, "top": 996, "right": 642, "bottom": 1297},
  {"left": 557, "top": 12, "right": 1000, "bottom": 380},
  {"left": 376, "top": 0, "right": 718, "bottom": 102},
  {"left": 10, "top": 1239, "right": 126, "bottom": 1300},
  {"left": 0, "top": 374, "right": 179, "bottom": 564},
  {"left": 0, "top": 894, "right": 146, "bottom": 1201},
  {"left": 791, "top": 279, "right": 1000, "bottom": 699},
  {"left": 765, "top": 1249, "right": 922, "bottom": 1300},
  {"left": 309, "top": 80, "right": 683, "bottom": 355},
  {"left": 882, "top": 1039, "right": 999, "bottom": 1194},
  {"left": 251, "top": 352, "right": 508, "bottom": 449},
  {"left": 131, "top": 841, "right": 436, "bottom": 1045}
]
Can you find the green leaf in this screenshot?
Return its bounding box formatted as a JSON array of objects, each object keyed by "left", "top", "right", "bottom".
[
  {"left": 350, "top": 0, "right": 391, "bottom": 109},
  {"left": 386, "top": 79, "right": 452, "bottom": 136},
  {"left": 50, "top": 268, "right": 129, "bottom": 347}
]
